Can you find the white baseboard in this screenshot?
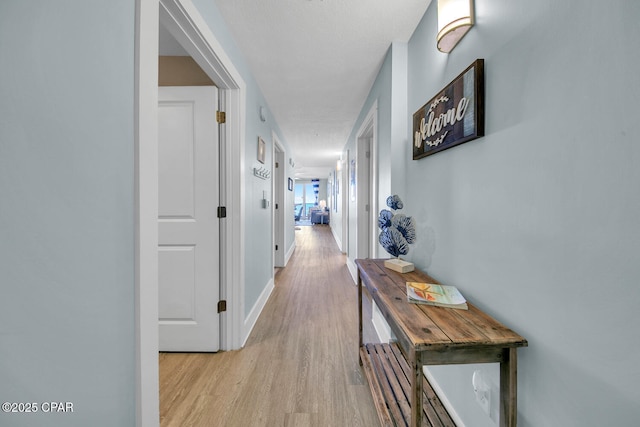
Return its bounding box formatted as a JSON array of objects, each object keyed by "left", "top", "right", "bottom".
[
  {"left": 422, "top": 367, "right": 466, "bottom": 427},
  {"left": 284, "top": 241, "right": 296, "bottom": 266},
  {"left": 372, "top": 301, "right": 393, "bottom": 343},
  {"left": 242, "top": 277, "right": 274, "bottom": 346},
  {"left": 346, "top": 257, "right": 358, "bottom": 284},
  {"left": 330, "top": 226, "right": 343, "bottom": 252}
]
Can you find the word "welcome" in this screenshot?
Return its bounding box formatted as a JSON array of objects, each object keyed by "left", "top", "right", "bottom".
[{"left": 414, "top": 97, "right": 469, "bottom": 148}]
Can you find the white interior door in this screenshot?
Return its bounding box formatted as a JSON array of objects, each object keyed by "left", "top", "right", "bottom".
[
  {"left": 273, "top": 141, "right": 285, "bottom": 267},
  {"left": 357, "top": 138, "right": 371, "bottom": 259},
  {"left": 158, "top": 86, "right": 220, "bottom": 352}
]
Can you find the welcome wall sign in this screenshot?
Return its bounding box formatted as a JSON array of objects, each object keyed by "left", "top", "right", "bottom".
[{"left": 413, "top": 59, "right": 485, "bottom": 160}]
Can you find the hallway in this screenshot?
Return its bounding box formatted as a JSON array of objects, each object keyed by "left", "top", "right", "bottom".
[{"left": 159, "top": 225, "right": 380, "bottom": 426}]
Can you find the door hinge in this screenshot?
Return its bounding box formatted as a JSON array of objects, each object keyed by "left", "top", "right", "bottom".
[
  {"left": 216, "top": 111, "right": 226, "bottom": 124},
  {"left": 275, "top": 244, "right": 279, "bottom": 251},
  {"left": 217, "top": 300, "right": 227, "bottom": 313},
  {"left": 275, "top": 203, "right": 279, "bottom": 209},
  {"left": 275, "top": 162, "right": 279, "bottom": 168},
  {"left": 217, "top": 206, "right": 227, "bottom": 218}
]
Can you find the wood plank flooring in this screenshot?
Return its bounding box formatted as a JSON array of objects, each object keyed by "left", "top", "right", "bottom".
[{"left": 159, "top": 225, "right": 381, "bottom": 427}]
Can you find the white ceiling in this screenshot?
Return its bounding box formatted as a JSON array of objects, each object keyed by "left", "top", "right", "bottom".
[{"left": 165, "top": 0, "right": 432, "bottom": 179}]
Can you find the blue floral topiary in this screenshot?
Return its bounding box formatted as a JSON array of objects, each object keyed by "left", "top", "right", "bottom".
[
  {"left": 386, "top": 195, "right": 403, "bottom": 210},
  {"left": 378, "top": 209, "right": 393, "bottom": 230},
  {"left": 378, "top": 195, "right": 416, "bottom": 257}
]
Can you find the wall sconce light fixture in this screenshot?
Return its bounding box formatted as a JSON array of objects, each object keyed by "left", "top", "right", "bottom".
[{"left": 437, "top": 0, "right": 474, "bottom": 53}]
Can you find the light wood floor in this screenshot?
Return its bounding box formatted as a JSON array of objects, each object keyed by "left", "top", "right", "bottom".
[{"left": 159, "top": 225, "right": 381, "bottom": 427}]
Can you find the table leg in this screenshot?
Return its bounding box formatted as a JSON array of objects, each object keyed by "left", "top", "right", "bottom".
[
  {"left": 500, "top": 347, "right": 518, "bottom": 427},
  {"left": 358, "top": 271, "right": 363, "bottom": 366},
  {"left": 410, "top": 349, "right": 423, "bottom": 427}
]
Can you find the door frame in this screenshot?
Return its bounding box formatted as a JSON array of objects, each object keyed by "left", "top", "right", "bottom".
[
  {"left": 342, "top": 152, "right": 349, "bottom": 255},
  {"left": 356, "top": 136, "right": 371, "bottom": 260},
  {"left": 356, "top": 102, "right": 378, "bottom": 260},
  {"left": 272, "top": 133, "right": 286, "bottom": 268},
  {"left": 135, "top": 0, "right": 246, "bottom": 425},
  {"left": 346, "top": 101, "right": 378, "bottom": 283}
]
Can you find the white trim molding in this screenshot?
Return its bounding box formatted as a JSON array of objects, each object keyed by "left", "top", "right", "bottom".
[
  {"left": 332, "top": 231, "right": 342, "bottom": 253},
  {"left": 134, "top": 1, "right": 160, "bottom": 426},
  {"left": 272, "top": 132, "right": 286, "bottom": 268},
  {"left": 358, "top": 100, "right": 379, "bottom": 260},
  {"left": 347, "top": 257, "right": 358, "bottom": 285},
  {"left": 422, "top": 368, "right": 466, "bottom": 427},
  {"left": 242, "top": 278, "right": 275, "bottom": 346},
  {"left": 136, "top": 0, "right": 246, "bottom": 425},
  {"left": 285, "top": 240, "right": 296, "bottom": 266},
  {"left": 159, "top": 0, "right": 246, "bottom": 352}
]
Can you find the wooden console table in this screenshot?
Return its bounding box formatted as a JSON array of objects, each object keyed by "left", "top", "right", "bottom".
[{"left": 356, "top": 259, "right": 528, "bottom": 427}]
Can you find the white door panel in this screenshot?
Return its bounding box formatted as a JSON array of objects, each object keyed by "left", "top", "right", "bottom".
[
  {"left": 158, "top": 86, "right": 219, "bottom": 352},
  {"left": 158, "top": 245, "right": 196, "bottom": 320},
  {"left": 158, "top": 101, "right": 196, "bottom": 218}
]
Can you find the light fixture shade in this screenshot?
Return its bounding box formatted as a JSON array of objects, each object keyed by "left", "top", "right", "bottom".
[{"left": 437, "top": 0, "right": 474, "bottom": 53}]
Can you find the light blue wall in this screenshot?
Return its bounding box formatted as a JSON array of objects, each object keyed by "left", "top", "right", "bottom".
[
  {"left": 344, "top": 45, "right": 392, "bottom": 263},
  {"left": 0, "top": 1, "right": 135, "bottom": 426},
  {"left": 342, "top": 42, "right": 408, "bottom": 264},
  {"left": 399, "top": 0, "right": 640, "bottom": 425},
  {"left": 389, "top": 43, "right": 409, "bottom": 195}
]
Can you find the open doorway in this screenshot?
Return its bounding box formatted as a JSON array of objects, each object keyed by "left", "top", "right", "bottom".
[
  {"left": 346, "top": 101, "right": 379, "bottom": 281},
  {"left": 156, "top": 0, "right": 246, "bottom": 350},
  {"left": 356, "top": 102, "right": 378, "bottom": 261},
  {"left": 135, "top": 0, "right": 246, "bottom": 424},
  {"left": 272, "top": 134, "right": 286, "bottom": 268}
]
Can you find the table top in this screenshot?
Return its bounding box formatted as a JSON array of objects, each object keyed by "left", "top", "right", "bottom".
[{"left": 356, "top": 259, "right": 528, "bottom": 352}]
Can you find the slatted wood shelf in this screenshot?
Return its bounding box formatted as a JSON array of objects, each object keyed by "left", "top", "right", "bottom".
[{"left": 360, "top": 343, "right": 455, "bottom": 427}]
